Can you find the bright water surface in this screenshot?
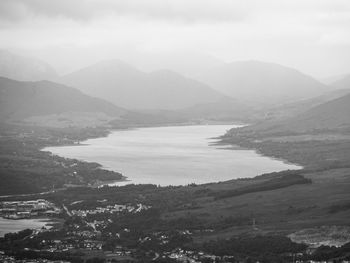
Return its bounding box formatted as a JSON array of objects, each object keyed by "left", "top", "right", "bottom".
[
  {"left": 0, "top": 218, "right": 49, "bottom": 237},
  {"left": 43, "top": 125, "right": 301, "bottom": 186}
]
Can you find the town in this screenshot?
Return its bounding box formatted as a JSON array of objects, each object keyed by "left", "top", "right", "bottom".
[
  {"left": 0, "top": 192, "right": 349, "bottom": 263},
  {"left": 0, "top": 199, "right": 61, "bottom": 220}
]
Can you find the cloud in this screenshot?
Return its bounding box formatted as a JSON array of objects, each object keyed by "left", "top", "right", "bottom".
[
  {"left": 0, "top": 0, "right": 249, "bottom": 24},
  {"left": 0, "top": 0, "right": 349, "bottom": 77},
  {"left": 1, "top": 0, "right": 349, "bottom": 27}
]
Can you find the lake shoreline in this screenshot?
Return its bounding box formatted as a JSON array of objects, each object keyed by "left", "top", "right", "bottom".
[
  {"left": 0, "top": 217, "right": 55, "bottom": 237},
  {"left": 43, "top": 124, "right": 302, "bottom": 186},
  {"left": 39, "top": 122, "right": 244, "bottom": 188}
]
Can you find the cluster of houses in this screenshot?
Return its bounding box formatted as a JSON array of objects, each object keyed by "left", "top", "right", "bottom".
[
  {"left": 0, "top": 199, "right": 61, "bottom": 219},
  {"left": 40, "top": 239, "right": 104, "bottom": 252},
  {"left": 163, "top": 248, "right": 223, "bottom": 263},
  {"left": 0, "top": 252, "right": 69, "bottom": 263},
  {"left": 162, "top": 249, "right": 350, "bottom": 263},
  {"left": 70, "top": 203, "right": 151, "bottom": 217}
]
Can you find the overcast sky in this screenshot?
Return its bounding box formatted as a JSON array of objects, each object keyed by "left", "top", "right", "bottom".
[{"left": 0, "top": 0, "right": 349, "bottom": 78}]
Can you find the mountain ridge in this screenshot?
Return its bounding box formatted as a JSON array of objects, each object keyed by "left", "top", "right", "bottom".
[
  {"left": 197, "top": 60, "right": 331, "bottom": 107},
  {"left": 0, "top": 76, "right": 127, "bottom": 126},
  {"left": 0, "top": 50, "right": 58, "bottom": 81},
  {"left": 234, "top": 92, "right": 350, "bottom": 135},
  {"left": 60, "top": 59, "right": 234, "bottom": 111}
]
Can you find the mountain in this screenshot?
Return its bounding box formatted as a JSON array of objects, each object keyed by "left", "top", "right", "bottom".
[
  {"left": 178, "top": 97, "right": 253, "bottom": 122},
  {"left": 239, "top": 92, "right": 350, "bottom": 134},
  {"left": 124, "top": 51, "right": 226, "bottom": 79},
  {"left": 320, "top": 74, "right": 348, "bottom": 85},
  {"left": 261, "top": 74, "right": 350, "bottom": 121},
  {"left": 0, "top": 50, "right": 58, "bottom": 81},
  {"left": 262, "top": 88, "right": 350, "bottom": 120},
  {"left": 60, "top": 60, "right": 231, "bottom": 110},
  {"left": 198, "top": 60, "right": 330, "bottom": 107},
  {"left": 285, "top": 93, "right": 350, "bottom": 132},
  {"left": 0, "top": 76, "right": 127, "bottom": 127},
  {"left": 330, "top": 74, "right": 350, "bottom": 90}
]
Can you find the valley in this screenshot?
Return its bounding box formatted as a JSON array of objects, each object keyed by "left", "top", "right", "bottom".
[
  {"left": 1, "top": 1, "right": 350, "bottom": 261},
  {"left": 0, "top": 52, "right": 350, "bottom": 262},
  {"left": 0, "top": 115, "right": 350, "bottom": 262}
]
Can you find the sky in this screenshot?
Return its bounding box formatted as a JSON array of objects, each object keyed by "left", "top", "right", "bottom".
[{"left": 0, "top": 0, "right": 349, "bottom": 78}]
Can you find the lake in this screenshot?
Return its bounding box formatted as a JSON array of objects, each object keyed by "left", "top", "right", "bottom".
[
  {"left": 0, "top": 217, "right": 49, "bottom": 237},
  {"left": 43, "top": 125, "right": 301, "bottom": 186}
]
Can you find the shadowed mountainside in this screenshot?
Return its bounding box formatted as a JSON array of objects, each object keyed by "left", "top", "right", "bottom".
[{"left": 0, "top": 76, "right": 127, "bottom": 126}]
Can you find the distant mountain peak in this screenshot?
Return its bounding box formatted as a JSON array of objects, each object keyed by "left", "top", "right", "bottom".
[
  {"left": 0, "top": 76, "right": 127, "bottom": 126},
  {"left": 60, "top": 59, "right": 229, "bottom": 111},
  {"left": 0, "top": 50, "right": 57, "bottom": 81},
  {"left": 198, "top": 60, "right": 330, "bottom": 107},
  {"left": 93, "top": 59, "right": 136, "bottom": 69}
]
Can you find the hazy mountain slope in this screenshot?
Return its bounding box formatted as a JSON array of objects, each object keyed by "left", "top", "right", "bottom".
[
  {"left": 61, "top": 60, "right": 230, "bottom": 110},
  {"left": 0, "top": 50, "right": 57, "bottom": 81},
  {"left": 331, "top": 74, "right": 350, "bottom": 90},
  {"left": 239, "top": 93, "right": 350, "bottom": 134},
  {"left": 0, "top": 77, "right": 126, "bottom": 123},
  {"left": 145, "top": 70, "right": 227, "bottom": 110},
  {"left": 198, "top": 60, "right": 330, "bottom": 107},
  {"left": 178, "top": 97, "right": 253, "bottom": 121},
  {"left": 320, "top": 74, "right": 348, "bottom": 85},
  {"left": 263, "top": 88, "right": 350, "bottom": 120},
  {"left": 125, "top": 51, "right": 226, "bottom": 79},
  {"left": 287, "top": 93, "right": 350, "bottom": 131}
]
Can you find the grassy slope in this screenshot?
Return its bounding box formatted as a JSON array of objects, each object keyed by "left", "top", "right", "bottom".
[{"left": 188, "top": 94, "right": 350, "bottom": 241}]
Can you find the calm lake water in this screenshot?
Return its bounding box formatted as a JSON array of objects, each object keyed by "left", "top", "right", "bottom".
[
  {"left": 44, "top": 125, "right": 301, "bottom": 186},
  {"left": 0, "top": 217, "right": 49, "bottom": 237}
]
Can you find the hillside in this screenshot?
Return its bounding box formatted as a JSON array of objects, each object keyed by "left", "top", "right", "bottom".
[
  {"left": 285, "top": 93, "right": 350, "bottom": 132},
  {"left": 233, "top": 92, "right": 350, "bottom": 135},
  {"left": 0, "top": 77, "right": 127, "bottom": 127},
  {"left": 178, "top": 97, "right": 253, "bottom": 121},
  {"left": 331, "top": 74, "right": 350, "bottom": 90},
  {"left": 0, "top": 50, "right": 57, "bottom": 81},
  {"left": 262, "top": 88, "right": 350, "bottom": 120},
  {"left": 198, "top": 60, "right": 330, "bottom": 107},
  {"left": 60, "top": 60, "right": 232, "bottom": 111}
]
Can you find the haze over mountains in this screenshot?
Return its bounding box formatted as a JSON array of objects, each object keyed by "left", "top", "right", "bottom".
[
  {"left": 0, "top": 50, "right": 349, "bottom": 128},
  {"left": 0, "top": 50, "right": 58, "bottom": 81},
  {"left": 0, "top": 76, "right": 127, "bottom": 127},
  {"left": 116, "top": 51, "right": 226, "bottom": 79},
  {"left": 60, "top": 59, "right": 232, "bottom": 111},
  {"left": 237, "top": 91, "right": 350, "bottom": 135},
  {"left": 288, "top": 93, "right": 350, "bottom": 131},
  {"left": 263, "top": 87, "right": 350, "bottom": 120},
  {"left": 330, "top": 74, "right": 350, "bottom": 90},
  {"left": 198, "top": 60, "right": 331, "bottom": 107}
]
